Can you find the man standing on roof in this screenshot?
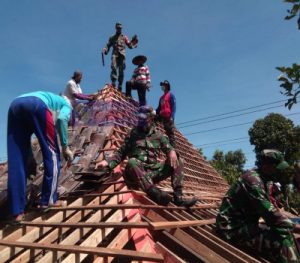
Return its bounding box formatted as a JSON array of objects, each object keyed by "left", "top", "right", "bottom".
[
  {"left": 125, "top": 55, "right": 150, "bottom": 106},
  {"left": 216, "top": 149, "right": 300, "bottom": 262},
  {"left": 156, "top": 80, "right": 176, "bottom": 147},
  {"left": 95, "top": 106, "right": 197, "bottom": 208},
  {"left": 7, "top": 91, "right": 74, "bottom": 222},
  {"left": 102, "top": 22, "right": 138, "bottom": 91}
]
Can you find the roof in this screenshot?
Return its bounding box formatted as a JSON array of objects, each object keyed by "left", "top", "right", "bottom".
[{"left": 0, "top": 85, "right": 268, "bottom": 262}]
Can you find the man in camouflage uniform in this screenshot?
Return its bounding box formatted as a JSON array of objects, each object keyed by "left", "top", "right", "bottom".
[
  {"left": 216, "top": 149, "right": 300, "bottom": 263},
  {"left": 102, "top": 22, "right": 138, "bottom": 91},
  {"left": 96, "top": 106, "right": 197, "bottom": 207}
]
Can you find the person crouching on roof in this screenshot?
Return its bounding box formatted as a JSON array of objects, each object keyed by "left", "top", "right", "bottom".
[
  {"left": 95, "top": 105, "right": 197, "bottom": 207},
  {"left": 216, "top": 149, "right": 300, "bottom": 262}
]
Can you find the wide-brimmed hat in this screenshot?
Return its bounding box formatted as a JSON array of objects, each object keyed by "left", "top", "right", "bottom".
[{"left": 132, "top": 55, "right": 147, "bottom": 65}]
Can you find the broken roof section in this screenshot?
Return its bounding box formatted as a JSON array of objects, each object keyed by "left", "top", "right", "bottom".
[{"left": 0, "top": 85, "right": 265, "bottom": 262}]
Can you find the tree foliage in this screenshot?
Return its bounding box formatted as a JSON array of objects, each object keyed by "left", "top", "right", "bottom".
[
  {"left": 249, "top": 113, "right": 300, "bottom": 212},
  {"left": 210, "top": 149, "right": 246, "bottom": 185},
  {"left": 284, "top": 0, "right": 300, "bottom": 21},
  {"left": 198, "top": 148, "right": 207, "bottom": 159},
  {"left": 277, "top": 64, "right": 300, "bottom": 109},
  {"left": 277, "top": 1, "right": 300, "bottom": 109},
  {"left": 248, "top": 113, "right": 300, "bottom": 163}
]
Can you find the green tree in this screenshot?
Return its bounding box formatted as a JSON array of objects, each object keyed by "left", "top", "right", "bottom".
[
  {"left": 278, "top": 1, "right": 300, "bottom": 109},
  {"left": 198, "top": 148, "right": 207, "bottom": 160},
  {"left": 248, "top": 113, "right": 300, "bottom": 213},
  {"left": 210, "top": 149, "right": 246, "bottom": 185},
  {"left": 248, "top": 113, "right": 300, "bottom": 163}
]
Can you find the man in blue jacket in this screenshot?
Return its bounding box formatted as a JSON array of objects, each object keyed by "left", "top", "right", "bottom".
[
  {"left": 156, "top": 80, "right": 176, "bottom": 147},
  {"left": 7, "top": 91, "right": 73, "bottom": 222}
]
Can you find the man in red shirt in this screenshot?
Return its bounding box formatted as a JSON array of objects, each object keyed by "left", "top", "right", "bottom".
[{"left": 156, "top": 80, "right": 176, "bottom": 147}]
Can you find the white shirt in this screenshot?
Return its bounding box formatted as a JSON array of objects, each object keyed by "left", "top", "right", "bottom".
[{"left": 62, "top": 79, "right": 82, "bottom": 108}]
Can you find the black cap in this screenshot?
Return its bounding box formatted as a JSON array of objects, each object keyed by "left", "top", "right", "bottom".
[{"left": 160, "top": 80, "right": 170, "bottom": 90}]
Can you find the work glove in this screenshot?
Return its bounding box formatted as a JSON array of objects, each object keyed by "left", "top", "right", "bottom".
[{"left": 62, "top": 146, "right": 74, "bottom": 162}]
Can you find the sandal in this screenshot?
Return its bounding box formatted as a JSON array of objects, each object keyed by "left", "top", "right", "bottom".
[
  {"left": 9, "top": 213, "right": 25, "bottom": 226},
  {"left": 38, "top": 200, "right": 66, "bottom": 211}
]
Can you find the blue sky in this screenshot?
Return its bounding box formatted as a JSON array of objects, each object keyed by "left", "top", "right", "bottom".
[{"left": 0, "top": 0, "right": 299, "bottom": 167}]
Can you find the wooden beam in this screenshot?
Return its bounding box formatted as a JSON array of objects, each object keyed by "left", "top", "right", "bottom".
[
  {"left": 149, "top": 218, "right": 215, "bottom": 231},
  {"left": 20, "top": 218, "right": 215, "bottom": 232},
  {"left": 0, "top": 240, "right": 164, "bottom": 262},
  {"left": 74, "top": 189, "right": 146, "bottom": 198},
  {"left": 141, "top": 199, "right": 261, "bottom": 263},
  {"left": 46, "top": 203, "right": 219, "bottom": 211},
  {"left": 155, "top": 242, "right": 186, "bottom": 263},
  {"left": 36, "top": 185, "right": 130, "bottom": 263},
  {"left": 60, "top": 201, "right": 136, "bottom": 263},
  {"left": 93, "top": 212, "right": 141, "bottom": 263},
  {"left": 21, "top": 221, "right": 149, "bottom": 229},
  {"left": 7, "top": 183, "right": 127, "bottom": 263},
  {"left": 10, "top": 196, "right": 102, "bottom": 263}
]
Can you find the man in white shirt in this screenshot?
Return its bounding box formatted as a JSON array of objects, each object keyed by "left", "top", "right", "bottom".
[{"left": 63, "top": 70, "right": 95, "bottom": 108}]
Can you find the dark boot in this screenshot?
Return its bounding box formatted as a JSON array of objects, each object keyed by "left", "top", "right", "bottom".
[
  {"left": 147, "top": 186, "right": 171, "bottom": 206},
  {"left": 174, "top": 188, "right": 197, "bottom": 208}
]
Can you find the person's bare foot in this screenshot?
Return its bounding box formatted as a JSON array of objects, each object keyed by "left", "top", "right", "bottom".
[
  {"left": 14, "top": 213, "right": 25, "bottom": 221},
  {"left": 39, "top": 200, "right": 66, "bottom": 209}
]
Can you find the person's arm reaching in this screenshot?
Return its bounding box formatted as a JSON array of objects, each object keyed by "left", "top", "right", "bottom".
[{"left": 73, "top": 93, "right": 95, "bottom": 101}]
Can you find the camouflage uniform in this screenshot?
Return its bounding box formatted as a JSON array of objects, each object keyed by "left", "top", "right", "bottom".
[
  {"left": 103, "top": 34, "right": 137, "bottom": 90},
  {"left": 216, "top": 170, "right": 300, "bottom": 263},
  {"left": 106, "top": 126, "right": 184, "bottom": 192}
]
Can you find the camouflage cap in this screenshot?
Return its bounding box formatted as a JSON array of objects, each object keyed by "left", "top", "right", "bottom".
[
  {"left": 115, "top": 22, "right": 122, "bottom": 28},
  {"left": 259, "top": 149, "right": 289, "bottom": 170}
]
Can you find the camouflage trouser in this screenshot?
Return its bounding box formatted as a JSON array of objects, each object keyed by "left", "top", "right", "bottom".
[
  {"left": 159, "top": 116, "right": 176, "bottom": 147},
  {"left": 111, "top": 54, "right": 125, "bottom": 90},
  {"left": 221, "top": 224, "right": 300, "bottom": 263},
  {"left": 124, "top": 157, "right": 184, "bottom": 192}
]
